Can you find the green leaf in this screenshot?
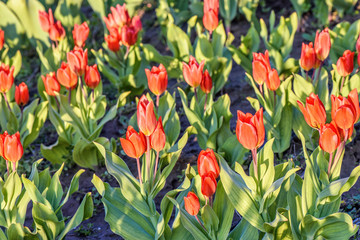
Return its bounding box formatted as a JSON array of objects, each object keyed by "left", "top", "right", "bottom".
[
  {"left": 2, "top": 172, "right": 22, "bottom": 211},
  {"left": 166, "top": 23, "right": 192, "bottom": 60},
  {"left": 54, "top": 0, "right": 83, "bottom": 29},
  {"left": 41, "top": 136, "right": 72, "bottom": 165}
]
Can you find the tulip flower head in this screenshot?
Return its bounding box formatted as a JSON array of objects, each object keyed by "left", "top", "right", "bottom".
[
  {"left": 197, "top": 149, "right": 219, "bottom": 178},
  {"left": 201, "top": 172, "right": 217, "bottom": 198},
  {"left": 56, "top": 62, "right": 78, "bottom": 89},
  {"left": 67, "top": 48, "right": 88, "bottom": 76},
  {"left": 105, "top": 33, "right": 120, "bottom": 52},
  {"left": 252, "top": 50, "right": 271, "bottom": 86},
  {"left": 145, "top": 64, "right": 168, "bottom": 96},
  {"left": 15, "top": 82, "right": 29, "bottom": 107},
  {"left": 73, "top": 22, "right": 90, "bottom": 48},
  {"left": 49, "top": 21, "right": 66, "bottom": 42},
  {"left": 110, "top": 4, "right": 131, "bottom": 28},
  {"left": 203, "top": 0, "right": 219, "bottom": 33},
  {"left": 319, "top": 122, "right": 341, "bottom": 154},
  {"left": 150, "top": 117, "right": 166, "bottom": 152},
  {"left": 3, "top": 132, "right": 23, "bottom": 163},
  {"left": 42, "top": 72, "right": 61, "bottom": 96},
  {"left": 38, "top": 9, "right": 54, "bottom": 32},
  {"left": 200, "top": 70, "right": 213, "bottom": 94},
  {"left": 314, "top": 28, "right": 331, "bottom": 62},
  {"left": 184, "top": 192, "right": 200, "bottom": 216},
  {"left": 120, "top": 25, "right": 139, "bottom": 47},
  {"left": 85, "top": 64, "right": 101, "bottom": 89},
  {"left": 183, "top": 56, "right": 205, "bottom": 88},
  {"left": 266, "top": 69, "right": 280, "bottom": 91},
  {"left": 0, "top": 29, "right": 4, "bottom": 50},
  {"left": 300, "top": 42, "right": 316, "bottom": 71},
  {"left": 336, "top": 50, "right": 354, "bottom": 77},
  {"left": 297, "top": 93, "right": 326, "bottom": 129},
  {"left": 120, "top": 126, "right": 146, "bottom": 159},
  {"left": 0, "top": 64, "right": 14, "bottom": 93},
  {"left": 137, "top": 95, "right": 157, "bottom": 136}
]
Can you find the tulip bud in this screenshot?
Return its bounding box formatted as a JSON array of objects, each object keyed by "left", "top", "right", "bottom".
[
  {"left": 183, "top": 56, "right": 205, "bottom": 88},
  {"left": 200, "top": 70, "right": 212, "bottom": 94},
  {"left": 49, "top": 21, "right": 66, "bottom": 42},
  {"left": 67, "top": 48, "right": 88, "bottom": 76},
  {"left": 266, "top": 69, "right": 280, "bottom": 91},
  {"left": 150, "top": 117, "right": 166, "bottom": 152},
  {"left": 73, "top": 22, "right": 90, "bottom": 48},
  {"left": 85, "top": 64, "right": 101, "bottom": 89},
  {"left": 300, "top": 42, "right": 316, "bottom": 71},
  {"left": 314, "top": 28, "right": 331, "bottom": 62},
  {"left": 197, "top": 149, "right": 219, "bottom": 178},
  {"left": 201, "top": 172, "right": 217, "bottom": 198},
  {"left": 120, "top": 25, "right": 138, "bottom": 47},
  {"left": 145, "top": 64, "right": 168, "bottom": 96},
  {"left": 105, "top": 34, "right": 120, "bottom": 52},
  {"left": 184, "top": 192, "right": 200, "bottom": 216},
  {"left": 336, "top": 50, "right": 354, "bottom": 77},
  {"left": 319, "top": 122, "right": 341, "bottom": 153},
  {"left": 297, "top": 93, "right": 326, "bottom": 129},
  {"left": 0, "top": 29, "right": 4, "bottom": 50},
  {"left": 137, "top": 95, "right": 157, "bottom": 136},
  {"left": 56, "top": 62, "right": 78, "bottom": 89},
  {"left": 0, "top": 63, "right": 14, "bottom": 93},
  {"left": 331, "top": 89, "right": 360, "bottom": 130},
  {"left": 203, "top": 0, "right": 219, "bottom": 33},
  {"left": 111, "top": 4, "right": 131, "bottom": 28},
  {"left": 236, "top": 108, "right": 265, "bottom": 150},
  {"left": 120, "top": 126, "right": 146, "bottom": 159},
  {"left": 15, "top": 82, "right": 29, "bottom": 107},
  {"left": 42, "top": 72, "right": 61, "bottom": 96},
  {"left": 3, "top": 132, "right": 23, "bottom": 163},
  {"left": 252, "top": 50, "right": 271, "bottom": 85},
  {"left": 38, "top": 9, "right": 54, "bottom": 32}
]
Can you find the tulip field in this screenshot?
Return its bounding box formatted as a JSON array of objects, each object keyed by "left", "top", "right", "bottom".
[{"left": 2, "top": 0, "right": 360, "bottom": 239}]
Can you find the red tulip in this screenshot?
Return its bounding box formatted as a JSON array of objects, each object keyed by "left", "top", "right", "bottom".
[
  {"left": 110, "top": 4, "right": 130, "bottom": 28},
  {"left": 3, "top": 132, "right": 23, "bottom": 163},
  {"left": 0, "top": 131, "right": 8, "bottom": 159},
  {"left": 67, "top": 48, "right": 88, "bottom": 76},
  {"left": 331, "top": 89, "right": 360, "bottom": 130},
  {"left": 266, "top": 69, "right": 280, "bottom": 91},
  {"left": 42, "top": 72, "right": 61, "bottom": 96},
  {"left": 297, "top": 93, "right": 326, "bottom": 129},
  {"left": 197, "top": 149, "right": 219, "bottom": 178},
  {"left": 145, "top": 64, "right": 168, "bottom": 96},
  {"left": 184, "top": 192, "right": 200, "bottom": 216},
  {"left": 200, "top": 70, "right": 212, "bottom": 94},
  {"left": 314, "top": 28, "right": 331, "bottom": 61},
  {"left": 56, "top": 62, "right": 78, "bottom": 89},
  {"left": 105, "top": 33, "right": 120, "bottom": 52},
  {"left": 15, "top": 82, "right": 29, "bottom": 106},
  {"left": 252, "top": 50, "right": 271, "bottom": 85},
  {"left": 150, "top": 117, "right": 166, "bottom": 152},
  {"left": 0, "top": 64, "right": 14, "bottom": 93},
  {"left": 131, "top": 16, "right": 142, "bottom": 33},
  {"left": 183, "top": 56, "right": 205, "bottom": 88},
  {"left": 85, "top": 64, "right": 101, "bottom": 89},
  {"left": 137, "top": 95, "right": 157, "bottom": 136},
  {"left": 203, "top": 0, "right": 219, "bottom": 33},
  {"left": 104, "top": 14, "right": 118, "bottom": 31},
  {"left": 120, "top": 25, "right": 138, "bottom": 47},
  {"left": 236, "top": 108, "right": 265, "bottom": 150},
  {"left": 300, "top": 42, "right": 316, "bottom": 71},
  {"left": 120, "top": 126, "right": 146, "bottom": 159},
  {"left": 38, "top": 9, "right": 54, "bottom": 32},
  {"left": 0, "top": 29, "right": 4, "bottom": 50},
  {"left": 319, "top": 122, "right": 341, "bottom": 153},
  {"left": 201, "top": 172, "right": 217, "bottom": 198},
  {"left": 49, "top": 21, "right": 66, "bottom": 42},
  {"left": 73, "top": 22, "right": 90, "bottom": 48},
  {"left": 336, "top": 50, "right": 354, "bottom": 77}
]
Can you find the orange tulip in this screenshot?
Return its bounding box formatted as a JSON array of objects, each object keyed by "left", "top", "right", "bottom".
[
  {"left": 110, "top": 4, "right": 131, "bottom": 28},
  {"left": 236, "top": 108, "right": 265, "bottom": 150},
  {"left": 49, "top": 21, "right": 66, "bottom": 42},
  {"left": 38, "top": 9, "right": 54, "bottom": 32},
  {"left": 319, "top": 122, "right": 341, "bottom": 154},
  {"left": 0, "top": 29, "right": 4, "bottom": 50},
  {"left": 120, "top": 25, "right": 138, "bottom": 47},
  {"left": 336, "top": 50, "right": 354, "bottom": 77},
  {"left": 56, "top": 62, "right": 78, "bottom": 89},
  {"left": 314, "top": 28, "right": 331, "bottom": 61},
  {"left": 15, "top": 82, "right": 29, "bottom": 107},
  {"left": 0, "top": 63, "right": 14, "bottom": 93},
  {"left": 300, "top": 42, "right": 316, "bottom": 71},
  {"left": 3, "top": 132, "right": 23, "bottom": 163},
  {"left": 120, "top": 126, "right": 146, "bottom": 159},
  {"left": 85, "top": 64, "right": 101, "bottom": 89},
  {"left": 67, "top": 48, "right": 88, "bottom": 76},
  {"left": 105, "top": 34, "right": 120, "bottom": 52},
  {"left": 201, "top": 172, "right": 217, "bottom": 198},
  {"left": 183, "top": 56, "right": 205, "bottom": 88},
  {"left": 252, "top": 50, "right": 271, "bottom": 85},
  {"left": 200, "top": 70, "right": 213, "bottom": 94},
  {"left": 0, "top": 131, "right": 8, "bottom": 158},
  {"left": 150, "top": 117, "right": 166, "bottom": 152},
  {"left": 145, "top": 64, "right": 168, "bottom": 96},
  {"left": 266, "top": 69, "right": 280, "bottom": 91},
  {"left": 42, "top": 72, "right": 61, "bottom": 96},
  {"left": 203, "top": 0, "right": 219, "bottom": 33},
  {"left": 297, "top": 93, "right": 326, "bottom": 129},
  {"left": 197, "top": 148, "right": 219, "bottom": 178},
  {"left": 73, "top": 22, "right": 90, "bottom": 48},
  {"left": 331, "top": 89, "right": 360, "bottom": 130},
  {"left": 137, "top": 95, "right": 157, "bottom": 136},
  {"left": 184, "top": 192, "right": 200, "bottom": 216}
]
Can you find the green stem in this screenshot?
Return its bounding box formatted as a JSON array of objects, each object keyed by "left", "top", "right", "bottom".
[
  {"left": 146, "top": 135, "right": 151, "bottom": 181},
  {"left": 136, "top": 157, "right": 143, "bottom": 186},
  {"left": 153, "top": 151, "right": 159, "bottom": 182}
]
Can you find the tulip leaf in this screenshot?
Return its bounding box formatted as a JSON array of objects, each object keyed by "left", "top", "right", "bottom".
[
  {"left": 54, "top": 0, "right": 83, "bottom": 29},
  {"left": 228, "top": 219, "right": 259, "bottom": 240},
  {"left": 32, "top": 202, "right": 64, "bottom": 239},
  {"left": 166, "top": 23, "right": 192, "bottom": 61}
]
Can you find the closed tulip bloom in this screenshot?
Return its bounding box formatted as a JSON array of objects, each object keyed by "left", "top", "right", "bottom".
[
  {"left": 184, "top": 192, "right": 200, "bottom": 216},
  {"left": 73, "top": 22, "right": 90, "bottom": 48},
  {"left": 0, "top": 64, "right": 14, "bottom": 93},
  {"left": 145, "top": 64, "right": 168, "bottom": 96},
  {"left": 0, "top": 29, "right": 4, "bottom": 50},
  {"left": 197, "top": 148, "right": 219, "bottom": 178},
  {"left": 331, "top": 89, "right": 360, "bottom": 130},
  {"left": 137, "top": 95, "right": 157, "bottom": 136},
  {"left": 132, "top": 16, "right": 142, "bottom": 33},
  {"left": 236, "top": 108, "right": 265, "bottom": 150},
  {"left": 319, "top": 122, "right": 341, "bottom": 153},
  {"left": 15, "top": 82, "right": 29, "bottom": 106},
  {"left": 38, "top": 9, "right": 54, "bottom": 32},
  {"left": 105, "top": 34, "right": 120, "bottom": 52},
  {"left": 0, "top": 131, "right": 8, "bottom": 158},
  {"left": 201, "top": 172, "right": 217, "bottom": 198},
  {"left": 56, "top": 62, "right": 78, "bottom": 89},
  {"left": 67, "top": 48, "right": 88, "bottom": 76},
  {"left": 104, "top": 14, "right": 118, "bottom": 31},
  {"left": 183, "top": 56, "right": 205, "bottom": 88},
  {"left": 203, "top": 9, "right": 218, "bottom": 33},
  {"left": 3, "top": 132, "right": 23, "bottom": 163},
  {"left": 150, "top": 117, "right": 166, "bottom": 152},
  {"left": 266, "top": 69, "right": 280, "bottom": 91},
  {"left": 297, "top": 93, "right": 326, "bottom": 129},
  {"left": 49, "top": 21, "right": 66, "bottom": 42},
  {"left": 336, "top": 50, "right": 354, "bottom": 77},
  {"left": 121, "top": 25, "right": 138, "bottom": 47},
  {"left": 314, "top": 28, "right": 331, "bottom": 61},
  {"left": 111, "top": 4, "right": 130, "bottom": 28},
  {"left": 300, "top": 42, "right": 316, "bottom": 71},
  {"left": 85, "top": 64, "right": 101, "bottom": 89},
  {"left": 42, "top": 73, "right": 61, "bottom": 96},
  {"left": 120, "top": 126, "right": 146, "bottom": 159},
  {"left": 200, "top": 70, "right": 213, "bottom": 94},
  {"left": 252, "top": 50, "right": 271, "bottom": 85}
]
